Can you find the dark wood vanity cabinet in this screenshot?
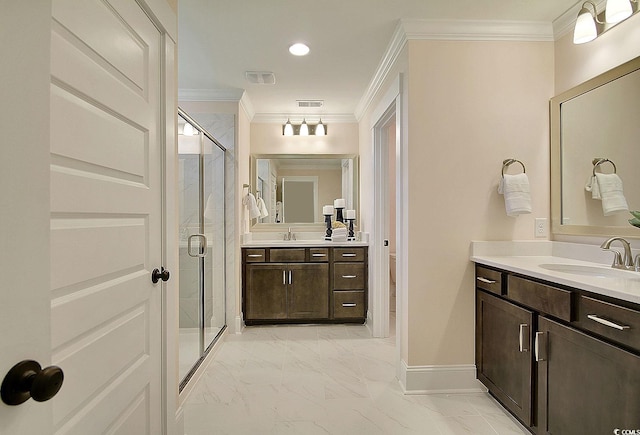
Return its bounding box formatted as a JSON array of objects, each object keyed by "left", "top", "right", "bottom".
[
  {"left": 476, "top": 289, "right": 534, "bottom": 426},
  {"left": 475, "top": 264, "right": 640, "bottom": 434},
  {"left": 243, "top": 246, "right": 367, "bottom": 324}
]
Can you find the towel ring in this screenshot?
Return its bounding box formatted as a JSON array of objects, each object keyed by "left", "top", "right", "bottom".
[
  {"left": 502, "top": 159, "right": 526, "bottom": 177},
  {"left": 592, "top": 158, "right": 617, "bottom": 176}
]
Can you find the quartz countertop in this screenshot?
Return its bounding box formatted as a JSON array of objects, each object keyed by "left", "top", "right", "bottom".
[
  {"left": 242, "top": 240, "right": 369, "bottom": 248},
  {"left": 471, "top": 241, "right": 640, "bottom": 305}
]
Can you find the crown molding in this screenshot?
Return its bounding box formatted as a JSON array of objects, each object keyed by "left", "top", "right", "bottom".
[
  {"left": 178, "top": 88, "right": 245, "bottom": 102},
  {"left": 251, "top": 113, "right": 357, "bottom": 124},
  {"left": 355, "top": 18, "right": 556, "bottom": 121},
  {"left": 239, "top": 91, "right": 255, "bottom": 121}
]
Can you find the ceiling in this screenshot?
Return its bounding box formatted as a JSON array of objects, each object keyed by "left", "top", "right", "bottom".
[{"left": 178, "top": 0, "right": 582, "bottom": 120}]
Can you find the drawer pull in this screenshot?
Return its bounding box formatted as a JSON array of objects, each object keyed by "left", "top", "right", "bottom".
[
  {"left": 341, "top": 275, "right": 357, "bottom": 279},
  {"left": 587, "top": 314, "right": 630, "bottom": 331},
  {"left": 283, "top": 270, "right": 286, "bottom": 285},
  {"left": 476, "top": 277, "right": 496, "bottom": 284},
  {"left": 312, "top": 253, "right": 327, "bottom": 257},
  {"left": 519, "top": 324, "right": 529, "bottom": 352},
  {"left": 535, "top": 332, "right": 546, "bottom": 362},
  {"left": 342, "top": 253, "right": 357, "bottom": 257},
  {"left": 289, "top": 270, "right": 292, "bottom": 285},
  {"left": 342, "top": 303, "right": 357, "bottom": 307},
  {"left": 247, "top": 254, "right": 263, "bottom": 258}
]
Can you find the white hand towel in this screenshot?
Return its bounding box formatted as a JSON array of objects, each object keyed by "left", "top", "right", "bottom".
[
  {"left": 498, "top": 173, "right": 532, "bottom": 217},
  {"left": 242, "top": 193, "right": 261, "bottom": 219},
  {"left": 331, "top": 227, "right": 348, "bottom": 241},
  {"left": 256, "top": 197, "right": 269, "bottom": 218},
  {"left": 585, "top": 175, "right": 602, "bottom": 200},
  {"left": 594, "top": 173, "right": 629, "bottom": 216}
]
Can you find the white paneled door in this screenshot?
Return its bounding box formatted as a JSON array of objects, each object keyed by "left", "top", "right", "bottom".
[{"left": 49, "top": 1, "right": 163, "bottom": 434}]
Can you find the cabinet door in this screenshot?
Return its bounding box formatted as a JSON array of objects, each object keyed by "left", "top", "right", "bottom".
[
  {"left": 537, "top": 317, "right": 640, "bottom": 435},
  {"left": 245, "top": 264, "right": 287, "bottom": 320},
  {"left": 476, "top": 290, "right": 534, "bottom": 426},
  {"left": 288, "top": 263, "right": 329, "bottom": 318}
]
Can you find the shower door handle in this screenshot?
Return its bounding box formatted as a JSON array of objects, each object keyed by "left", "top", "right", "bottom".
[{"left": 188, "top": 234, "right": 208, "bottom": 258}]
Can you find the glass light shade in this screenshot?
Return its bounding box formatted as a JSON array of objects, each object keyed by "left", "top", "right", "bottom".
[
  {"left": 573, "top": 8, "right": 598, "bottom": 44},
  {"left": 299, "top": 119, "right": 309, "bottom": 136},
  {"left": 315, "top": 120, "right": 325, "bottom": 136},
  {"left": 182, "top": 122, "right": 195, "bottom": 136},
  {"left": 283, "top": 119, "right": 294, "bottom": 136},
  {"left": 606, "top": 0, "right": 632, "bottom": 23}
]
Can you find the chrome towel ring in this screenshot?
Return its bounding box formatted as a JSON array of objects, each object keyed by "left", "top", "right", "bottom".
[
  {"left": 502, "top": 159, "right": 526, "bottom": 177},
  {"left": 592, "top": 158, "right": 617, "bottom": 176}
]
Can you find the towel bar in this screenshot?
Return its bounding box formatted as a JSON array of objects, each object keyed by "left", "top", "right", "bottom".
[
  {"left": 592, "top": 158, "right": 617, "bottom": 176},
  {"left": 501, "top": 159, "right": 526, "bottom": 177}
]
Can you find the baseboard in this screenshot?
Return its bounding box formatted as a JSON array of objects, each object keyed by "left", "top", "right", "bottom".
[
  {"left": 399, "top": 360, "right": 487, "bottom": 394},
  {"left": 234, "top": 315, "right": 244, "bottom": 334}
]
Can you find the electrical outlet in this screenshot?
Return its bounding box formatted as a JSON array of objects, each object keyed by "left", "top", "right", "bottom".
[{"left": 535, "top": 218, "right": 548, "bottom": 238}]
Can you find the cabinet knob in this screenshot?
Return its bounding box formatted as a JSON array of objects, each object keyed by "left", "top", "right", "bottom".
[{"left": 1, "top": 360, "right": 64, "bottom": 406}]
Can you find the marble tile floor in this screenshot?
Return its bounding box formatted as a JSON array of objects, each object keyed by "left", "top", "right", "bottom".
[{"left": 183, "top": 319, "right": 529, "bottom": 435}]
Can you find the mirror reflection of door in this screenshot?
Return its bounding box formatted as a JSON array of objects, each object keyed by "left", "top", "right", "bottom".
[{"left": 281, "top": 177, "right": 317, "bottom": 223}]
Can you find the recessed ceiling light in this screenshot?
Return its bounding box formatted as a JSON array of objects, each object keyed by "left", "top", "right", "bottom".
[{"left": 289, "top": 43, "right": 310, "bottom": 56}]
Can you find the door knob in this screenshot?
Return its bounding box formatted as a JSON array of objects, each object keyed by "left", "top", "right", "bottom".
[
  {"left": 152, "top": 267, "right": 170, "bottom": 283},
  {"left": 1, "top": 360, "right": 64, "bottom": 406}
]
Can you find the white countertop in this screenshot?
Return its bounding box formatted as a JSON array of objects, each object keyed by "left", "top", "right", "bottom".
[
  {"left": 242, "top": 240, "right": 369, "bottom": 248},
  {"left": 471, "top": 241, "right": 640, "bottom": 305}
]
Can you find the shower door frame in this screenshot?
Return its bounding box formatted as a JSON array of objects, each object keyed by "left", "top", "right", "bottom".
[{"left": 178, "top": 108, "right": 227, "bottom": 391}]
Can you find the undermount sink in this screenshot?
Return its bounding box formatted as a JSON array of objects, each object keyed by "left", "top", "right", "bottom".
[{"left": 539, "top": 263, "right": 638, "bottom": 279}]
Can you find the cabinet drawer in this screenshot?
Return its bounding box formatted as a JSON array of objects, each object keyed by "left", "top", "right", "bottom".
[
  {"left": 475, "top": 265, "right": 503, "bottom": 295},
  {"left": 575, "top": 296, "right": 640, "bottom": 352},
  {"left": 309, "top": 248, "right": 329, "bottom": 262},
  {"left": 334, "top": 263, "right": 365, "bottom": 289},
  {"left": 334, "top": 248, "right": 365, "bottom": 262},
  {"left": 334, "top": 291, "right": 365, "bottom": 318},
  {"left": 270, "top": 248, "right": 305, "bottom": 262},
  {"left": 508, "top": 275, "right": 572, "bottom": 322},
  {"left": 244, "top": 249, "right": 266, "bottom": 262}
]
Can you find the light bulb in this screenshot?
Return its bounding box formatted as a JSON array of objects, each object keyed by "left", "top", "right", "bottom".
[
  {"left": 315, "top": 119, "right": 325, "bottom": 136},
  {"left": 299, "top": 119, "right": 309, "bottom": 136},
  {"left": 573, "top": 5, "right": 598, "bottom": 44},
  {"left": 283, "top": 119, "right": 294, "bottom": 136},
  {"left": 606, "top": 0, "right": 632, "bottom": 23}
]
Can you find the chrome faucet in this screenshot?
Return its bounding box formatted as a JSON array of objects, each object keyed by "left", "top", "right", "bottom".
[
  {"left": 635, "top": 254, "right": 640, "bottom": 272},
  {"left": 283, "top": 227, "right": 296, "bottom": 241},
  {"left": 600, "top": 237, "right": 634, "bottom": 270}
]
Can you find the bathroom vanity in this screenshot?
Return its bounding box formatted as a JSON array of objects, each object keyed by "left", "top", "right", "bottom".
[
  {"left": 472, "top": 243, "right": 640, "bottom": 434},
  {"left": 242, "top": 243, "right": 368, "bottom": 325}
]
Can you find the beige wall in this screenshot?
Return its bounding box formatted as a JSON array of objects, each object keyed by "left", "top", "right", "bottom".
[
  {"left": 360, "top": 40, "right": 554, "bottom": 367},
  {"left": 250, "top": 122, "right": 359, "bottom": 155}
]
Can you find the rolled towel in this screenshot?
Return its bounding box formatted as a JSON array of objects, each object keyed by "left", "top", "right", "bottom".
[
  {"left": 331, "top": 227, "right": 348, "bottom": 241},
  {"left": 242, "top": 193, "right": 261, "bottom": 219},
  {"left": 498, "top": 173, "right": 532, "bottom": 217},
  {"left": 256, "top": 196, "right": 269, "bottom": 218},
  {"left": 594, "top": 173, "right": 629, "bottom": 216},
  {"left": 585, "top": 175, "right": 601, "bottom": 199}
]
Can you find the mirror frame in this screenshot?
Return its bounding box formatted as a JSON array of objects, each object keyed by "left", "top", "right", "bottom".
[
  {"left": 249, "top": 153, "right": 359, "bottom": 232},
  {"left": 551, "top": 55, "right": 640, "bottom": 238}
]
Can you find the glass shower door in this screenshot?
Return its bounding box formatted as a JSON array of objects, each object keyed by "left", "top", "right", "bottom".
[{"left": 178, "top": 110, "right": 226, "bottom": 387}]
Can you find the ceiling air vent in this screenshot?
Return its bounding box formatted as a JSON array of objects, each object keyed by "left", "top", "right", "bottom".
[
  {"left": 245, "top": 71, "right": 276, "bottom": 85},
  {"left": 297, "top": 100, "right": 324, "bottom": 108}
]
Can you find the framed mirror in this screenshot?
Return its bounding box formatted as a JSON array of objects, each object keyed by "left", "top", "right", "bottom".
[
  {"left": 249, "top": 154, "right": 359, "bottom": 231},
  {"left": 551, "top": 56, "right": 640, "bottom": 238}
]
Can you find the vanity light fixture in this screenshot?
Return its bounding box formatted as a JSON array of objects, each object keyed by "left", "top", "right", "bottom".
[
  {"left": 299, "top": 119, "right": 309, "bottom": 136},
  {"left": 574, "top": 1, "right": 601, "bottom": 44},
  {"left": 281, "top": 119, "right": 329, "bottom": 136},
  {"left": 573, "top": 0, "right": 639, "bottom": 44},
  {"left": 283, "top": 119, "right": 294, "bottom": 136}
]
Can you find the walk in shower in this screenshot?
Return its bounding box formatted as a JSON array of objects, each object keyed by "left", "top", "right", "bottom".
[{"left": 178, "top": 108, "right": 226, "bottom": 389}]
